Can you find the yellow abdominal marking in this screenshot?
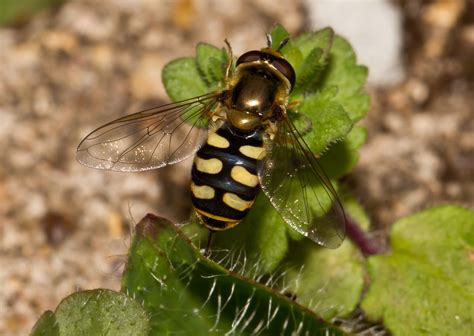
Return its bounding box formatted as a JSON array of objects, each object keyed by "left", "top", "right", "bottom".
[
  {"left": 195, "top": 157, "right": 223, "bottom": 174},
  {"left": 207, "top": 132, "right": 230, "bottom": 148},
  {"left": 239, "top": 145, "right": 265, "bottom": 159},
  {"left": 231, "top": 166, "right": 259, "bottom": 187},
  {"left": 191, "top": 183, "right": 215, "bottom": 199},
  {"left": 223, "top": 193, "right": 253, "bottom": 211},
  {"left": 195, "top": 208, "right": 239, "bottom": 225}
]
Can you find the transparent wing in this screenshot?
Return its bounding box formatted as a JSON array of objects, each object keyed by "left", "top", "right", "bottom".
[
  {"left": 76, "top": 92, "right": 221, "bottom": 172},
  {"left": 258, "top": 115, "right": 346, "bottom": 248}
]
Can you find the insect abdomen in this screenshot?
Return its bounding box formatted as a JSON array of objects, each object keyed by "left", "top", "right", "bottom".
[{"left": 191, "top": 123, "right": 264, "bottom": 231}]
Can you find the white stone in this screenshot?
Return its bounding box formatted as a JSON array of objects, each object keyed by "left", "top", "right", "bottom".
[{"left": 306, "top": 0, "right": 404, "bottom": 86}]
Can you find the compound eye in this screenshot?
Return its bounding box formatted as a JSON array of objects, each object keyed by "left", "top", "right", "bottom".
[
  {"left": 270, "top": 58, "right": 296, "bottom": 90},
  {"left": 236, "top": 50, "right": 262, "bottom": 66}
]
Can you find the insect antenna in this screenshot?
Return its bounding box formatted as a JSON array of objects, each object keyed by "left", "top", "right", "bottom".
[
  {"left": 266, "top": 33, "right": 272, "bottom": 48},
  {"left": 277, "top": 37, "right": 290, "bottom": 52}
]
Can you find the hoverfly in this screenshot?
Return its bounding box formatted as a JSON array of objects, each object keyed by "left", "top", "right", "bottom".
[{"left": 76, "top": 35, "right": 346, "bottom": 252}]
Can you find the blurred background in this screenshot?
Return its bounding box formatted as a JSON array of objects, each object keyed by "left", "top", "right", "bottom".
[{"left": 0, "top": 0, "right": 472, "bottom": 334}]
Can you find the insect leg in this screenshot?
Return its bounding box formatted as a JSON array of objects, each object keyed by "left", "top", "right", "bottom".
[
  {"left": 287, "top": 100, "right": 300, "bottom": 110},
  {"left": 204, "top": 231, "right": 214, "bottom": 257},
  {"left": 224, "top": 39, "right": 233, "bottom": 81}
]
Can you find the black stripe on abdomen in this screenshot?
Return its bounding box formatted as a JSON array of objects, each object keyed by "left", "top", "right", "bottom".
[{"left": 191, "top": 122, "right": 264, "bottom": 231}]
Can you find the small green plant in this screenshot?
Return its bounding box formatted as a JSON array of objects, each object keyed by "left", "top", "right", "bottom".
[
  {"left": 0, "top": 0, "right": 64, "bottom": 26},
  {"left": 32, "top": 25, "right": 474, "bottom": 335}
]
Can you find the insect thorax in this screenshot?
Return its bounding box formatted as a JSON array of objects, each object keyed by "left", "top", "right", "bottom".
[
  {"left": 226, "top": 65, "right": 289, "bottom": 131},
  {"left": 231, "top": 71, "right": 279, "bottom": 115}
]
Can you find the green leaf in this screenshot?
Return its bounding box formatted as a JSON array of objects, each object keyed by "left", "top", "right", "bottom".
[
  {"left": 284, "top": 240, "right": 365, "bottom": 320},
  {"left": 271, "top": 25, "right": 368, "bottom": 174},
  {"left": 122, "top": 214, "right": 347, "bottom": 335},
  {"left": 283, "top": 191, "right": 368, "bottom": 320},
  {"left": 290, "top": 28, "right": 334, "bottom": 97},
  {"left": 318, "top": 36, "right": 369, "bottom": 122},
  {"left": 196, "top": 42, "right": 227, "bottom": 89},
  {"left": 162, "top": 57, "right": 211, "bottom": 127},
  {"left": 320, "top": 125, "right": 367, "bottom": 179},
  {"left": 362, "top": 205, "right": 474, "bottom": 335},
  {"left": 291, "top": 28, "right": 334, "bottom": 61},
  {"left": 211, "top": 192, "right": 289, "bottom": 273},
  {"left": 162, "top": 44, "right": 227, "bottom": 129},
  {"left": 163, "top": 43, "right": 227, "bottom": 101},
  {"left": 293, "top": 47, "right": 324, "bottom": 95},
  {"left": 31, "top": 289, "right": 150, "bottom": 336},
  {"left": 31, "top": 311, "right": 59, "bottom": 336},
  {"left": 295, "top": 86, "right": 352, "bottom": 155},
  {"left": 282, "top": 45, "right": 304, "bottom": 76},
  {"left": 162, "top": 57, "right": 209, "bottom": 101},
  {"left": 270, "top": 24, "right": 290, "bottom": 49}
]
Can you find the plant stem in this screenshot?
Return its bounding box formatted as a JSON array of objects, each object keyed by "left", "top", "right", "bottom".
[{"left": 345, "top": 215, "right": 383, "bottom": 256}]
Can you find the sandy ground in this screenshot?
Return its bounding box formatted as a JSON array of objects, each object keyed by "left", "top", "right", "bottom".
[{"left": 0, "top": 0, "right": 472, "bottom": 334}]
